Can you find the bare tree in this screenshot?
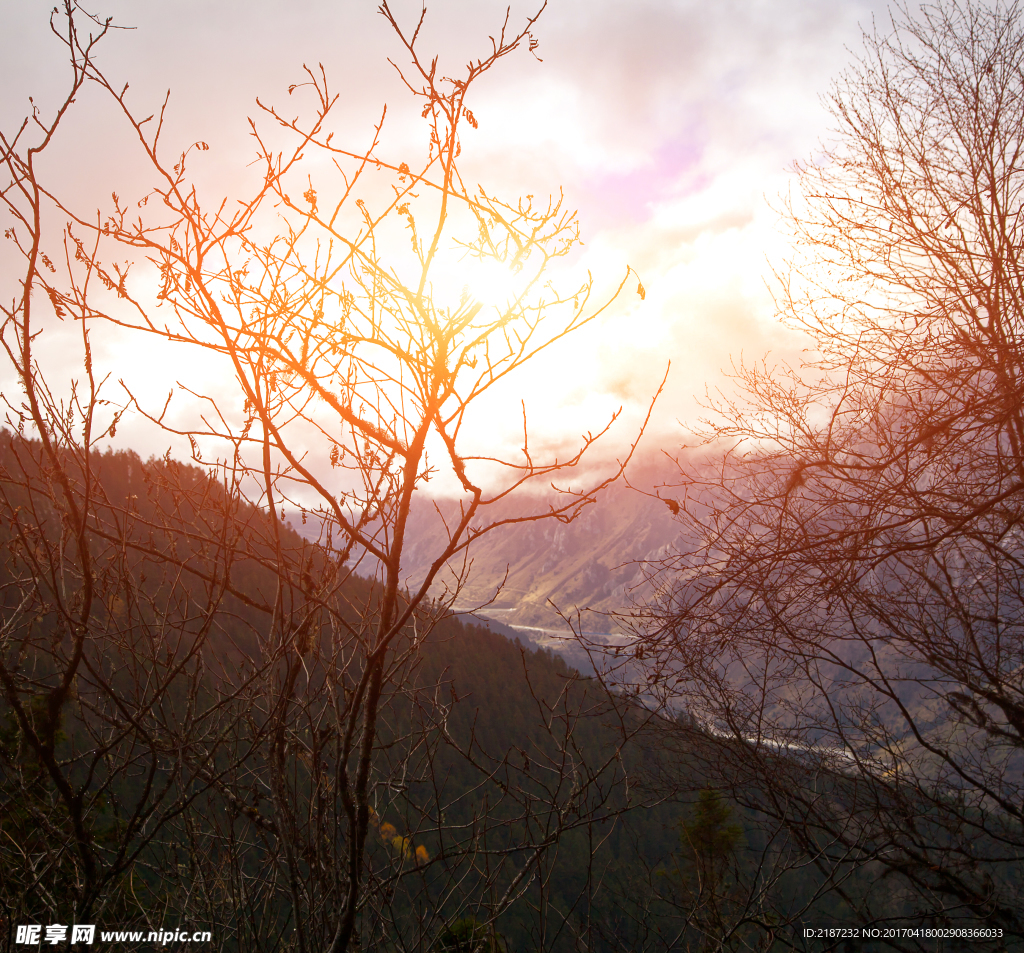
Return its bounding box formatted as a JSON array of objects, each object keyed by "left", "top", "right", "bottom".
[
  {"left": 635, "top": 0, "right": 1024, "bottom": 942},
  {"left": 1, "top": 3, "right": 663, "bottom": 950},
  {"left": 0, "top": 11, "right": 268, "bottom": 940}
]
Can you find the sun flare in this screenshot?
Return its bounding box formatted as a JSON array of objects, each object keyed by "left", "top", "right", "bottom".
[{"left": 430, "top": 251, "right": 524, "bottom": 312}]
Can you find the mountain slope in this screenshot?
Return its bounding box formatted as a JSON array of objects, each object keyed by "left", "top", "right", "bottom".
[{"left": 402, "top": 456, "right": 691, "bottom": 634}]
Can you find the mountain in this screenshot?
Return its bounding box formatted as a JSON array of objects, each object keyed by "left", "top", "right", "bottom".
[
  {"left": 0, "top": 436, "right": 938, "bottom": 949},
  {"left": 401, "top": 454, "right": 691, "bottom": 639},
  {"left": 0, "top": 435, "right": 709, "bottom": 951}
]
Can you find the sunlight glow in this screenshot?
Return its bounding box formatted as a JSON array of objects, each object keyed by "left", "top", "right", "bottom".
[{"left": 430, "top": 250, "right": 524, "bottom": 312}]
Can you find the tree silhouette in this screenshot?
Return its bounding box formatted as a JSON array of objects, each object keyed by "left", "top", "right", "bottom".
[
  {"left": 639, "top": 0, "right": 1024, "bottom": 940},
  {"left": 1, "top": 2, "right": 660, "bottom": 950}
]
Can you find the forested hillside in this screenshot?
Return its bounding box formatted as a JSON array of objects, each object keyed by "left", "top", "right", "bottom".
[{"left": 0, "top": 437, "right": 951, "bottom": 951}]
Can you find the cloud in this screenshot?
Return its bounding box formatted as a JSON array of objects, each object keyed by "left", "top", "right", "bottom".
[{"left": 0, "top": 0, "right": 886, "bottom": 477}]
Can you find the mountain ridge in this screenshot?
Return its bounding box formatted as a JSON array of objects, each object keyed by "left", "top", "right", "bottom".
[{"left": 401, "top": 453, "right": 696, "bottom": 635}]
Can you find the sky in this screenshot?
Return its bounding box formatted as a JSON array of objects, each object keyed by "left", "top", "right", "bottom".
[{"left": 1, "top": 0, "right": 889, "bottom": 493}]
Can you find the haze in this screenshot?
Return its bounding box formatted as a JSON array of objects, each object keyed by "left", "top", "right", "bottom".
[{"left": 1, "top": 0, "right": 885, "bottom": 478}]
